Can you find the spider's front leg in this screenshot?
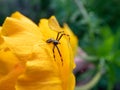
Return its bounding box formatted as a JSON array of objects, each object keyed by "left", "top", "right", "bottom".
[
  {"left": 56, "top": 31, "right": 64, "bottom": 40},
  {"left": 57, "top": 33, "right": 70, "bottom": 41}
]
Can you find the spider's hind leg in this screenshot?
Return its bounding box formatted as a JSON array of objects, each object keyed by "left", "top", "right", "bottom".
[
  {"left": 55, "top": 45, "right": 63, "bottom": 65},
  {"left": 52, "top": 46, "right": 56, "bottom": 61}
]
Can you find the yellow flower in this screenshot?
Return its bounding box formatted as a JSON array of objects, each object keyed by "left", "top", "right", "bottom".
[{"left": 0, "top": 12, "right": 75, "bottom": 90}]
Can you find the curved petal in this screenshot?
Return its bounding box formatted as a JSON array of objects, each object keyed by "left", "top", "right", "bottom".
[
  {"left": 0, "top": 26, "right": 20, "bottom": 78},
  {"left": 0, "top": 50, "right": 20, "bottom": 77},
  {"left": 0, "top": 25, "right": 25, "bottom": 90},
  {"left": 1, "top": 17, "right": 43, "bottom": 60},
  {"left": 11, "top": 11, "right": 39, "bottom": 29}
]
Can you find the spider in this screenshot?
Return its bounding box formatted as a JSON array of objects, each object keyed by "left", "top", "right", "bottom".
[{"left": 46, "top": 31, "right": 69, "bottom": 65}]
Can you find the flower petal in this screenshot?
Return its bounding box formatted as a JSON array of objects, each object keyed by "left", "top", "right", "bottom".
[
  {"left": 48, "top": 16, "right": 63, "bottom": 32},
  {"left": 0, "top": 26, "right": 20, "bottom": 78},
  {"left": 1, "top": 17, "right": 43, "bottom": 61},
  {"left": 63, "top": 23, "right": 78, "bottom": 56},
  {"left": 11, "top": 11, "right": 38, "bottom": 27}
]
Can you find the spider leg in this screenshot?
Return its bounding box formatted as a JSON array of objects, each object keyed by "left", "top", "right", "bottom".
[
  {"left": 57, "top": 33, "right": 70, "bottom": 41},
  {"left": 52, "top": 46, "right": 56, "bottom": 61},
  {"left": 55, "top": 45, "right": 63, "bottom": 65},
  {"left": 56, "top": 31, "right": 64, "bottom": 40}
]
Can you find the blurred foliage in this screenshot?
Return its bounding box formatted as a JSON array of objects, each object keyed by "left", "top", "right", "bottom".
[{"left": 0, "top": 0, "right": 120, "bottom": 90}]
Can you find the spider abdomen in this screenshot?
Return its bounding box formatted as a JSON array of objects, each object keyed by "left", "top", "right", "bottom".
[{"left": 46, "top": 38, "right": 60, "bottom": 45}]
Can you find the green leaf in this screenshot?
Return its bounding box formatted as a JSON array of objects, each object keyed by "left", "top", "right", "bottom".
[
  {"left": 100, "top": 26, "right": 113, "bottom": 39},
  {"left": 97, "top": 36, "right": 114, "bottom": 57},
  {"left": 107, "top": 63, "right": 116, "bottom": 90}
]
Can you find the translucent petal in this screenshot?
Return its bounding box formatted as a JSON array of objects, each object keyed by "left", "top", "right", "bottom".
[{"left": 48, "top": 16, "right": 63, "bottom": 32}]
